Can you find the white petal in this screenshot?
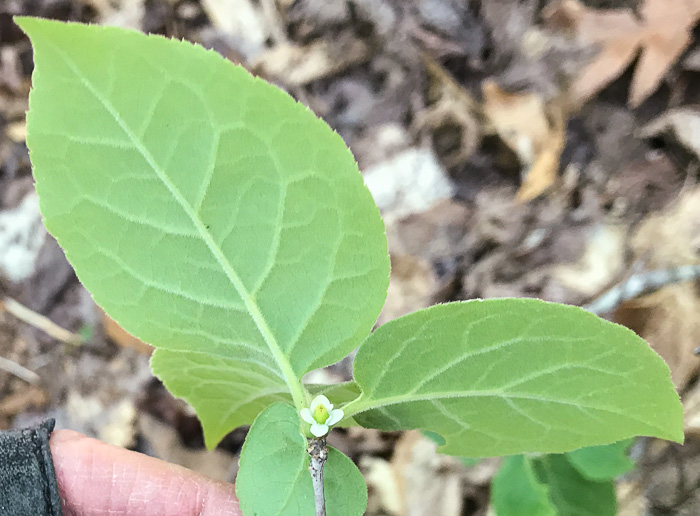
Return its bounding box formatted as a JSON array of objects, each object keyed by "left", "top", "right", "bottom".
[
  {"left": 310, "top": 395, "right": 331, "bottom": 412},
  {"left": 310, "top": 423, "right": 329, "bottom": 437},
  {"left": 325, "top": 409, "right": 344, "bottom": 426},
  {"left": 300, "top": 408, "right": 315, "bottom": 424}
]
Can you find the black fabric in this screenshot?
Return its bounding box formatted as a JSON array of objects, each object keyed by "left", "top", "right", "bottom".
[{"left": 0, "top": 418, "right": 62, "bottom": 515}]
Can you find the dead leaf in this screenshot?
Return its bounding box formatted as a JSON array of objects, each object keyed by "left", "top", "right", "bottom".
[
  {"left": 614, "top": 188, "right": 700, "bottom": 388},
  {"left": 139, "top": 413, "right": 236, "bottom": 481},
  {"left": 414, "top": 54, "right": 481, "bottom": 167},
  {"left": 0, "top": 385, "right": 47, "bottom": 417},
  {"left": 201, "top": 0, "right": 270, "bottom": 59},
  {"left": 361, "top": 456, "right": 402, "bottom": 515},
  {"left": 379, "top": 200, "right": 469, "bottom": 325},
  {"left": 391, "top": 431, "right": 464, "bottom": 516},
  {"left": 80, "top": 0, "right": 145, "bottom": 29},
  {"left": 617, "top": 480, "right": 648, "bottom": 516},
  {"left": 363, "top": 148, "right": 455, "bottom": 223},
  {"left": 551, "top": 223, "right": 627, "bottom": 298},
  {"left": 378, "top": 254, "right": 439, "bottom": 326},
  {"left": 5, "top": 121, "right": 26, "bottom": 143},
  {"left": 66, "top": 391, "right": 137, "bottom": 448},
  {"left": 546, "top": 0, "right": 700, "bottom": 107},
  {"left": 640, "top": 107, "right": 700, "bottom": 160},
  {"left": 684, "top": 378, "right": 700, "bottom": 437},
  {"left": 102, "top": 310, "right": 153, "bottom": 355},
  {"left": 481, "top": 81, "right": 566, "bottom": 201},
  {"left": 615, "top": 286, "right": 700, "bottom": 389},
  {"left": 253, "top": 36, "right": 370, "bottom": 86},
  {"left": 0, "top": 192, "right": 46, "bottom": 284}
]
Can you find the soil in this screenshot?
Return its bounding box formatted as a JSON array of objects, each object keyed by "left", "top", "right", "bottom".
[{"left": 1, "top": 0, "right": 700, "bottom": 514}]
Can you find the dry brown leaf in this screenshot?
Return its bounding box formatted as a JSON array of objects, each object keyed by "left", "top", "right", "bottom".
[
  {"left": 138, "top": 413, "right": 236, "bottom": 481},
  {"left": 362, "top": 456, "right": 402, "bottom": 515},
  {"left": 200, "top": 0, "right": 270, "bottom": 59},
  {"left": 79, "top": 0, "right": 144, "bottom": 29},
  {"left": 390, "top": 431, "right": 464, "bottom": 516},
  {"left": 414, "top": 54, "right": 481, "bottom": 167},
  {"left": 378, "top": 254, "right": 439, "bottom": 327},
  {"left": 614, "top": 188, "right": 700, "bottom": 389},
  {"left": 5, "top": 121, "right": 26, "bottom": 143},
  {"left": 0, "top": 385, "right": 47, "bottom": 417},
  {"left": 101, "top": 309, "right": 153, "bottom": 355},
  {"left": 617, "top": 480, "right": 647, "bottom": 516},
  {"left": 546, "top": 0, "right": 700, "bottom": 107},
  {"left": 684, "top": 378, "right": 700, "bottom": 437},
  {"left": 615, "top": 286, "right": 700, "bottom": 389},
  {"left": 551, "top": 224, "right": 627, "bottom": 298},
  {"left": 482, "top": 81, "right": 566, "bottom": 201},
  {"left": 253, "top": 37, "right": 370, "bottom": 86},
  {"left": 640, "top": 107, "right": 700, "bottom": 160}
]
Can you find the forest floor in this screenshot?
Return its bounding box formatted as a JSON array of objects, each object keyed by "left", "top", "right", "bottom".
[{"left": 2, "top": 0, "right": 700, "bottom": 514}]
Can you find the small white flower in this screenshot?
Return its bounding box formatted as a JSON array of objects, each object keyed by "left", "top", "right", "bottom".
[{"left": 300, "top": 395, "right": 344, "bottom": 437}]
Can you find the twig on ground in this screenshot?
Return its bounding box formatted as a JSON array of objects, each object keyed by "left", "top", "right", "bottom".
[
  {"left": 0, "top": 355, "right": 40, "bottom": 384},
  {"left": 0, "top": 297, "right": 83, "bottom": 346},
  {"left": 583, "top": 264, "right": 700, "bottom": 315},
  {"left": 307, "top": 437, "right": 328, "bottom": 516}
]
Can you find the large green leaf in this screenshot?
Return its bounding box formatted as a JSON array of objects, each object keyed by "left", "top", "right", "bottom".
[
  {"left": 346, "top": 299, "right": 682, "bottom": 457},
  {"left": 18, "top": 17, "right": 389, "bottom": 446},
  {"left": 565, "top": 439, "right": 635, "bottom": 481},
  {"left": 533, "top": 455, "right": 616, "bottom": 516},
  {"left": 236, "top": 403, "right": 367, "bottom": 516},
  {"left": 491, "top": 455, "right": 556, "bottom": 516}
]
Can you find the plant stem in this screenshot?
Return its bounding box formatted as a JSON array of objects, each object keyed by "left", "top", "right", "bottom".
[{"left": 307, "top": 437, "right": 328, "bottom": 516}]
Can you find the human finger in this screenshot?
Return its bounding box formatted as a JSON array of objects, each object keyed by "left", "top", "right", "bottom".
[{"left": 50, "top": 429, "right": 241, "bottom": 516}]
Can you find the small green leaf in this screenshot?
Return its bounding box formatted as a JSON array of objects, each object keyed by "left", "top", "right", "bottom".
[
  {"left": 237, "top": 403, "right": 367, "bottom": 516},
  {"left": 533, "top": 455, "right": 616, "bottom": 516},
  {"left": 565, "top": 439, "right": 635, "bottom": 481},
  {"left": 18, "top": 16, "right": 389, "bottom": 447},
  {"left": 347, "top": 299, "right": 682, "bottom": 457},
  {"left": 491, "top": 455, "right": 556, "bottom": 516}
]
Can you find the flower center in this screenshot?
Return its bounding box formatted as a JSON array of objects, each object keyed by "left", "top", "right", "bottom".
[{"left": 313, "top": 403, "right": 330, "bottom": 424}]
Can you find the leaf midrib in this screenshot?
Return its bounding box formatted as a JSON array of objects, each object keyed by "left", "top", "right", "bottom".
[{"left": 44, "top": 34, "right": 305, "bottom": 408}]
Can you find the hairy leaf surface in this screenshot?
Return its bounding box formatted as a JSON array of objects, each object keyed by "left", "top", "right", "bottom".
[
  {"left": 18, "top": 17, "right": 389, "bottom": 446},
  {"left": 237, "top": 403, "right": 367, "bottom": 516},
  {"left": 349, "top": 299, "right": 682, "bottom": 456}
]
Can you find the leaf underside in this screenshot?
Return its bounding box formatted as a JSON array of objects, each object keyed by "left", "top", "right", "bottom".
[
  {"left": 18, "top": 17, "right": 389, "bottom": 447},
  {"left": 492, "top": 453, "right": 619, "bottom": 516},
  {"left": 352, "top": 299, "right": 683, "bottom": 457},
  {"left": 236, "top": 403, "right": 367, "bottom": 516},
  {"left": 533, "top": 455, "right": 616, "bottom": 516},
  {"left": 565, "top": 439, "right": 635, "bottom": 481},
  {"left": 491, "top": 455, "right": 556, "bottom": 516}
]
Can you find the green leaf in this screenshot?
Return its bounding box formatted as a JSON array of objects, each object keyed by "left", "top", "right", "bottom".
[
  {"left": 565, "top": 439, "right": 635, "bottom": 481},
  {"left": 346, "top": 299, "right": 683, "bottom": 457},
  {"left": 18, "top": 17, "right": 389, "bottom": 447},
  {"left": 309, "top": 381, "right": 361, "bottom": 405},
  {"left": 422, "top": 431, "right": 481, "bottom": 467},
  {"left": 532, "top": 455, "right": 616, "bottom": 516},
  {"left": 491, "top": 455, "right": 556, "bottom": 516},
  {"left": 237, "top": 403, "right": 367, "bottom": 516}
]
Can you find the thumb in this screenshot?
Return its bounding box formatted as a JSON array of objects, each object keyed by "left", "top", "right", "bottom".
[{"left": 50, "top": 429, "right": 241, "bottom": 516}]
